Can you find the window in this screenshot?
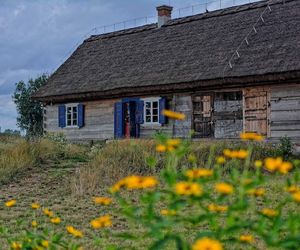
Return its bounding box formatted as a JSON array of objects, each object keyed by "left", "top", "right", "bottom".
[
  {"left": 144, "top": 98, "right": 159, "bottom": 124},
  {"left": 66, "top": 105, "right": 78, "bottom": 127}
]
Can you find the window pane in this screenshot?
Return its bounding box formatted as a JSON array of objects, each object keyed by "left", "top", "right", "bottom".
[
  {"left": 153, "top": 101, "right": 158, "bottom": 108},
  {"left": 146, "top": 102, "right": 151, "bottom": 109},
  {"left": 67, "top": 118, "right": 72, "bottom": 126},
  {"left": 73, "top": 119, "right": 77, "bottom": 126},
  {"left": 146, "top": 116, "right": 151, "bottom": 122},
  {"left": 67, "top": 107, "right": 72, "bottom": 114},
  {"left": 153, "top": 108, "right": 158, "bottom": 115},
  {"left": 73, "top": 112, "right": 77, "bottom": 120},
  {"left": 73, "top": 106, "right": 77, "bottom": 113},
  {"left": 153, "top": 115, "right": 158, "bottom": 122},
  {"left": 146, "top": 109, "right": 151, "bottom": 116}
]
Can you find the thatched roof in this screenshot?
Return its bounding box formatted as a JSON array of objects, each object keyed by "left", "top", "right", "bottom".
[{"left": 34, "top": 0, "right": 300, "bottom": 102}]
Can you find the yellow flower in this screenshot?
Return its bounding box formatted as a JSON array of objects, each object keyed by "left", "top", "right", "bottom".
[
  {"left": 254, "top": 160, "right": 263, "bottom": 168},
  {"left": 43, "top": 208, "right": 54, "bottom": 218},
  {"left": 93, "top": 197, "right": 112, "bottom": 206},
  {"left": 264, "top": 157, "right": 283, "bottom": 172},
  {"left": 11, "top": 242, "right": 22, "bottom": 250},
  {"left": 90, "top": 215, "right": 112, "bottom": 229},
  {"left": 41, "top": 240, "right": 49, "bottom": 248},
  {"left": 261, "top": 208, "right": 278, "bottom": 217},
  {"left": 236, "top": 149, "right": 249, "bottom": 159},
  {"left": 222, "top": 149, "right": 248, "bottom": 159},
  {"left": 162, "top": 110, "right": 186, "bottom": 120},
  {"left": 278, "top": 161, "right": 293, "bottom": 174},
  {"left": 239, "top": 234, "right": 254, "bottom": 243},
  {"left": 215, "top": 183, "right": 234, "bottom": 195},
  {"left": 247, "top": 188, "right": 265, "bottom": 197},
  {"left": 285, "top": 185, "right": 300, "bottom": 194},
  {"left": 111, "top": 176, "right": 157, "bottom": 192},
  {"left": 5, "top": 199, "right": 16, "bottom": 207},
  {"left": 292, "top": 192, "right": 300, "bottom": 203},
  {"left": 31, "top": 220, "right": 38, "bottom": 227},
  {"left": 66, "top": 226, "right": 83, "bottom": 238},
  {"left": 175, "top": 182, "right": 202, "bottom": 196},
  {"left": 166, "top": 139, "right": 181, "bottom": 147},
  {"left": 160, "top": 209, "right": 177, "bottom": 216},
  {"left": 156, "top": 144, "right": 167, "bottom": 152},
  {"left": 185, "top": 169, "right": 213, "bottom": 179},
  {"left": 50, "top": 217, "right": 61, "bottom": 224},
  {"left": 216, "top": 156, "right": 226, "bottom": 164},
  {"left": 208, "top": 204, "right": 228, "bottom": 213},
  {"left": 240, "top": 132, "right": 264, "bottom": 141},
  {"left": 192, "top": 237, "right": 223, "bottom": 250},
  {"left": 31, "top": 203, "right": 40, "bottom": 210}
]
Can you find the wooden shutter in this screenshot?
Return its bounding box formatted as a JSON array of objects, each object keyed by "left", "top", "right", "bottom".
[
  {"left": 159, "top": 97, "right": 167, "bottom": 124},
  {"left": 135, "top": 100, "right": 144, "bottom": 124},
  {"left": 77, "top": 104, "right": 85, "bottom": 128},
  {"left": 58, "top": 105, "right": 66, "bottom": 128},
  {"left": 114, "top": 102, "right": 124, "bottom": 138},
  {"left": 193, "top": 94, "right": 214, "bottom": 138}
]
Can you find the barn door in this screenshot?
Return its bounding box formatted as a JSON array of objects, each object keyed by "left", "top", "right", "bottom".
[
  {"left": 244, "top": 88, "right": 269, "bottom": 136},
  {"left": 193, "top": 94, "right": 214, "bottom": 138}
]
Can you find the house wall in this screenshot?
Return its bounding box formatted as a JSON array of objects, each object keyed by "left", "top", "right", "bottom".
[
  {"left": 44, "top": 99, "right": 117, "bottom": 141},
  {"left": 270, "top": 85, "right": 300, "bottom": 139},
  {"left": 44, "top": 84, "right": 300, "bottom": 142}
]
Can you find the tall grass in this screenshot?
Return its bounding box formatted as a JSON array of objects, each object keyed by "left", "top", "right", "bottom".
[
  {"left": 0, "top": 136, "right": 88, "bottom": 184},
  {"left": 71, "top": 139, "right": 279, "bottom": 195}
]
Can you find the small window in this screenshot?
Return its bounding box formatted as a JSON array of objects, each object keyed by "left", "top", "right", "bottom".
[
  {"left": 66, "top": 105, "right": 78, "bottom": 127},
  {"left": 144, "top": 98, "right": 160, "bottom": 124}
]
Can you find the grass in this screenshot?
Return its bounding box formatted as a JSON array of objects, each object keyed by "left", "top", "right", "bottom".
[{"left": 0, "top": 138, "right": 298, "bottom": 249}]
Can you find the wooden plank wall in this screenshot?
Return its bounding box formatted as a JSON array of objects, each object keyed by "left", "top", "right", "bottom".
[
  {"left": 173, "top": 94, "right": 193, "bottom": 138},
  {"left": 44, "top": 99, "right": 117, "bottom": 141},
  {"left": 270, "top": 86, "right": 300, "bottom": 138}
]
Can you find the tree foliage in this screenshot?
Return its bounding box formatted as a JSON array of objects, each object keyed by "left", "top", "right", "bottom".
[{"left": 13, "top": 74, "right": 48, "bottom": 137}]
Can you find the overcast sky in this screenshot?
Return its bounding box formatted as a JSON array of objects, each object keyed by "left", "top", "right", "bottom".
[{"left": 0, "top": 0, "right": 256, "bottom": 131}]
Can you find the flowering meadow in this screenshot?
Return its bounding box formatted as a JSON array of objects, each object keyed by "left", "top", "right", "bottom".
[{"left": 0, "top": 110, "right": 300, "bottom": 250}]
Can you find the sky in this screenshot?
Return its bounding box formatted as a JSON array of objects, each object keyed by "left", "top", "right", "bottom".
[{"left": 0, "top": 0, "right": 256, "bottom": 132}]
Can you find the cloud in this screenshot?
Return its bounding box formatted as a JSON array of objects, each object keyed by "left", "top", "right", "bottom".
[{"left": 0, "top": 94, "right": 17, "bottom": 131}]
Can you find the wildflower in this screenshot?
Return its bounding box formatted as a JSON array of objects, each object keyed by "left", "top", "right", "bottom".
[
  {"left": 31, "top": 203, "right": 40, "bottom": 210},
  {"left": 254, "top": 160, "right": 263, "bottom": 168},
  {"left": 208, "top": 204, "right": 228, "bottom": 213},
  {"left": 216, "top": 156, "right": 226, "bottom": 164},
  {"left": 93, "top": 197, "right": 112, "bottom": 206},
  {"left": 240, "top": 132, "right": 264, "bottom": 141},
  {"left": 5, "top": 199, "right": 16, "bottom": 207},
  {"left": 292, "top": 192, "right": 300, "bottom": 203},
  {"left": 222, "top": 149, "right": 248, "bottom": 159},
  {"left": 215, "top": 183, "right": 234, "bottom": 195},
  {"left": 192, "top": 237, "right": 223, "bottom": 250},
  {"left": 162, "top": 110, "right": 186, "bottom": 120},
  {"left": 236, "top": 149, "right": 249, "bottom": 159},
  {"left": 264, "top": 157, "right": 283, "bottom": 172},
  {"left": 247, "top": 188, "right": 265, "bottom": 197},
  {"left": 43, "top": 208, "right": 54, "bottom": 218},
  {"left": 285, "top": 185, "right": 300, "bottom": 194},
  {"left": 156, "top": 144, "right": 167, "bottom": 152},
  {"left": 160, "top": 209, "right": 177, "bottom": 216},
  {"left": 175, "top": 182, "right": 202, "bottom": 196},
  {"left": 166, "top": 139, "right": 181, "bottom": 147},
  {"left": 239, "top": 234, "right": 254, "bottom": 243},
  {"left": 31, "top": 220, "right": 38, "bottom": 227},
  {"left": 223, "top": 149, "right": 232, "bottom": 158},
  {"left": 11, "top": 242, "right": 22, "bottom": 250},
  {"left": 261, "top": 208, "right": 278, "bottom": 218},
  {"left": 185, "top": 169, "right": 213, "bottom": 179},
  {"left": 66, "top": 226, "right": 83, "bottom": 238},
  {"left": 50, "top": 217, "right": 61, "bottom": 224},
  {"left": 90, "top": 215, "right": 112, "bottom": 229},
  {"left": 278, "top": 161, "right": 293, "bottom": 174},
  {"left": 41, "top": 240, "right": 49, "bottom": 248},
  {"left": 111, "top": 176, "right": 157, "bottom": 192}
]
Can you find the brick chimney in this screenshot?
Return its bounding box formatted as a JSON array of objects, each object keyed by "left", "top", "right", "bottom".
[{"left": 156, "top": 5, "right": 173, "bottom": 28}]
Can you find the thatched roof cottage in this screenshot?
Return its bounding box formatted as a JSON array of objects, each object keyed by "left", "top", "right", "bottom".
[{"left": 34, "top": 0, "right": 300, "bottom": 142}]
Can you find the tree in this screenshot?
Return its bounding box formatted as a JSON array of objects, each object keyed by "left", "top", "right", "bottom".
[{"left": 13, "top": 74, "right": 48, "bottom": 137}]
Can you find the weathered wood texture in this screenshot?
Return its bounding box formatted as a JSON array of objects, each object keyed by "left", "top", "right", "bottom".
[
  {"left": 44, "top": 99, "right": 118, "bottom": 141},
  {"left": 173, "top": 95, "right": 193, "bottom": 138},
  {"left": 270, "top": 86, "right": 300, "bottom": 138},
  {"left": 243, "top": 87, "right": 269, "bottom": 136}
]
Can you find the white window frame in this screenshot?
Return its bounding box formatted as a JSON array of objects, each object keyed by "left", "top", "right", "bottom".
[
  {"left": 65, "top": 103, "right": 79, "bottom": 128},
  {"left": 143, "top": 97, "right": 160, "bottom": 125}
]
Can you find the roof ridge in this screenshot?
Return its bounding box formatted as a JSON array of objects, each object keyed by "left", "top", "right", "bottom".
[{"left": 86, "top": 0, "right": 290, "bottom": 42}]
